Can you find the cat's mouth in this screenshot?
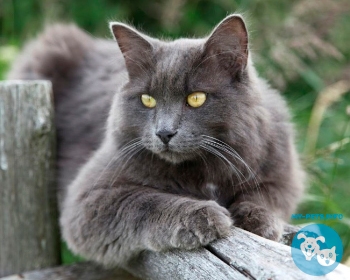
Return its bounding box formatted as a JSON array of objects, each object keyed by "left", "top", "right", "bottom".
[
  {"left": 157, "top": 149, "right": 188, "bottom": 164},
  {"left": 155, "top": 145, "right": 196, "bottom": 164}
]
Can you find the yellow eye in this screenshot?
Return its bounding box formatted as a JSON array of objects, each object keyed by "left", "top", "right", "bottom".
[
  {"left": 141, "top": 94, "right": 156, "bottom": 108},
  {"left": 187, "top": 92, "right": 207, "bottom": 108}
]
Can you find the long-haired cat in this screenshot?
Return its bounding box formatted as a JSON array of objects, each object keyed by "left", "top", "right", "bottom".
[{"left": 8, "top": 14, "right": 305, "bottom": 267}]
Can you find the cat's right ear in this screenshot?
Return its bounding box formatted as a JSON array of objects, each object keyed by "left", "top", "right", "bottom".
[{"left": 110, "top": 23, "right": 153, "bottom": 78}]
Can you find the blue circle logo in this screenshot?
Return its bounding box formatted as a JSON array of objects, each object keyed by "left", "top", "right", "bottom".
[{"left": 291, "top": 224, "right": 343, "bottom": 276}]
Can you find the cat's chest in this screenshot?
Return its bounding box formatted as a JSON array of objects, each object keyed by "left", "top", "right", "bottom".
[
  {"left": 126, "top": 155, "right": 237, "bottom": 206},
  {"left": 145, "top": 169, "right": 233, "bottom": 205}
]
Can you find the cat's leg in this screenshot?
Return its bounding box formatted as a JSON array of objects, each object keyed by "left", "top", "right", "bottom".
[
  {"left": 60, "top": 143, "right": 232, "bottom": 267},
  {"left": 229, "top": 195, "right": 284, "bottom": 241},
  {"left": 228, "top": 180, "right": 302, "bottom": 241},
  {"left": 229, "top": 141, "right": 304, "bottom": 241}
]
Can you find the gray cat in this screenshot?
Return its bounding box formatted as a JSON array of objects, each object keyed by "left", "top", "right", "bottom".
[{"left": 8, "top": 14, "right": 305, "bottom": 267}]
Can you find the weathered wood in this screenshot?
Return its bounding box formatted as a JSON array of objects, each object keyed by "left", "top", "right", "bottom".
[
  {"left": 0, "top": 262, "right": 138, "bottom": 280},
  {"left": 3, "top": 226, "right": 348, "bottom": 280},
  {"left": 0, "top": 81, "right": 60, "bottom": 277},
  {"left": 127, "top": 245, "right": 244, "bottom": 280},
  {"left": 207, "top": 227, "right": 349, "bottom": 280},
  {"left": 126, "top": 226, "right": 350, "bottom": 280}
]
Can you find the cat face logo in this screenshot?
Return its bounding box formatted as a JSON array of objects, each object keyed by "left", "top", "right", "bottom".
[
  {"left": 317, "top": 246, "right": 336, "bottom": 267},
  {"left": 297, "top": 233, "right": 325, "bottom": 261}
]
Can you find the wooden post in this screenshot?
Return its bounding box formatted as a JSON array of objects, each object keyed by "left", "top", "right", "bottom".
[{"left": 0, "top": 81, "right": 60, "bottom": 277}]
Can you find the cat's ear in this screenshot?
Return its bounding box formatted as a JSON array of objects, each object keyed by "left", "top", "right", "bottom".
[
  {"left": 203, "top": 14, "right": 248, "bottom": 75},
  {"left": 110, "top": 22, "right": 153, "bottom": 78}
]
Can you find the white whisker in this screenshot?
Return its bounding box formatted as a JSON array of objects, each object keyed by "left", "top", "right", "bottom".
[{"left": 201, "top": 135, "right": 267, "bottom": 208}]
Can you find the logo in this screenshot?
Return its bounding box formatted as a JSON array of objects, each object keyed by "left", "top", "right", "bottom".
[{"left": 291, "top": 224, "right": 343, "bottom": 276}]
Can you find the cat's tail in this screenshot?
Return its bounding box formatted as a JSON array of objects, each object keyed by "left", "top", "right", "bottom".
[{"left": 7, "top": 24, "right": 94, "bottom": 94}]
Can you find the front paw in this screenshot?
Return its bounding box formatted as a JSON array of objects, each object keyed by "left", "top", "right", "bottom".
[
  {"left": 230, "top": 201, "right": 282, "bottom": 241},
  {"left": 171, "top": 201, "right": 232, "bottom": 250}
]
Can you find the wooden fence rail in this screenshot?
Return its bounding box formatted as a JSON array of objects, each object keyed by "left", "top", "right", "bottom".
[{"left": 0, "top": 81, "right": 349, "bottom": 280}]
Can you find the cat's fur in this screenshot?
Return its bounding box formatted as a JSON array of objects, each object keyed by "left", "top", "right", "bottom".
[{"left": 8, "top": 15, "right": 305, "bottom": 267}]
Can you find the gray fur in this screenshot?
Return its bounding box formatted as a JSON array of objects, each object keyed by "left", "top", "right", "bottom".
[{"left": 8, "top": 15, "right": 305, "bottom": 267}]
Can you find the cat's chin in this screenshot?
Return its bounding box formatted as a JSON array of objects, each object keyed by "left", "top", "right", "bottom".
[{"left": 155, "top": 150, "right": 194, "bottom": 164}]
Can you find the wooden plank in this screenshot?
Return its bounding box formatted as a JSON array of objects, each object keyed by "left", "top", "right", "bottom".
[
  {"left": 0, "top": 248, "right": 244, "bottom": 280},
  {"left": 127, "top": 246, "right": 245, "bottom": 280},
  {"left": 0, "top": 262, "right": 137, "bottom": 280},
  {"left": 4, "top": 225, "right": 348, "bottom": 280},
  {"left": 0, "top": 81, "right": 60, "bottom": 277},
  {"left": 207, "top": 226, "right": 350, "bottom": 280}
]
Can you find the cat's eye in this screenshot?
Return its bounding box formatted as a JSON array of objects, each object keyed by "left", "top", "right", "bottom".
[
  {"left": 329, "top": 253, "right": 333, "bottom": 258},
  {"left": 141, "top": 94, "right": 156, "bottom": 108},
  {"left": 187, "top": 92, "right": 207, "bottom": 108}
]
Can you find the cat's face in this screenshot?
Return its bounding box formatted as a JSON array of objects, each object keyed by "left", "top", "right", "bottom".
[
  {"left": 317, "top": 246, "right": 337, "bottom": 266},
  {"left": 110, "top": 16, "right": 253, "bottom": 164}
]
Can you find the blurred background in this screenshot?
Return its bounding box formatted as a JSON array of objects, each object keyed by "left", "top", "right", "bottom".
[{"left": 1, "top": 0, "right": 349, "bottom": 264}]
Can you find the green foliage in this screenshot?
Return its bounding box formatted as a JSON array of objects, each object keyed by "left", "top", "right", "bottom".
[{"left": 1, "top": 0, "right": 349, "bottom": 263}]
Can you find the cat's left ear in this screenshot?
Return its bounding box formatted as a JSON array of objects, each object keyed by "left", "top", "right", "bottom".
[{"left": 203, "top": 14, "right": 249, "bottom": 75}]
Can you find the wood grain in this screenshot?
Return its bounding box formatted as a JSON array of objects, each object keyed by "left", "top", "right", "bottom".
[
  {"left": 0, "top": 81, "right": 60, "bottom": 277},
  {"left": 127, "top": 246, "right": 244, "bottom": 280},
  {"left": 0, "top": 262, "right": 137, "bottom": 280},
  {"left": 207, "top": 226, "right": 350, "bottom": 280}
]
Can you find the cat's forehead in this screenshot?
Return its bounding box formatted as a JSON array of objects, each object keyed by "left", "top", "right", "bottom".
[
  {"left": 150, "top": 39, "right": 204, "bottom": 92},
  {"left": 157, "top": 39, "right": 203, "bottom": 66}
]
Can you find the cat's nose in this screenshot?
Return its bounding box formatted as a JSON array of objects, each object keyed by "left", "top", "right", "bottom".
[{"left": 156, "top": 130, "right": 177, "bottom": 144}]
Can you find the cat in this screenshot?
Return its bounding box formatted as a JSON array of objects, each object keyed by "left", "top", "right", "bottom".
[
  {"left": 8, "top": 14, "right": 305, "bottom": 267},
  {"left": 317, "top": 247, "right": 337, "bottom": 266}
]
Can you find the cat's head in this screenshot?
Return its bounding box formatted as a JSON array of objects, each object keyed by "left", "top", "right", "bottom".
[
  {"left": 109, "top": 15, "right": 261, "bottom": 164},
  {"left": 316, "top": 246, "right": 337, "bottom": 267}
]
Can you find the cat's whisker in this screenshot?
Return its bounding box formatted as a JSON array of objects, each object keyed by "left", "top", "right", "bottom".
[
  {"left": 118, "top": 145, "right": 144, "bottom": 173},
  {"left": 107, "top": 142, "right": 144, "bottom": 186},
  {"left": 200, "top": 144, "right": 247, "bottom": 201},
  {"left": 201, "top": 145, "right": 242, "bottom": 185},
  {"left": 202, "top": 135, "right": 259, "bottom": 183},
  {"left": 90, "top": 153, "right": 119, "bottom": 189},
  {"left": 90, "top": 138, "right": 142, "bottom": 188},
  {"left": 85, "top": 138, "right": 144, "bottom": 200},
  {"left": 203, "top": 135, "right": 266, "bottom": 209},
  {"left": 204, "top": 141, "right": 248, "bottom": 184},
  {"left": 202, "top": 136, "right": 256, "bottom": 177},
  {"left": 202, "top": 135, "right": 268, "bottom": 208},
  {"left": 109, "top": 145, "right": 145, "bottom": 188},
  {"left": 196, "top": 150, "right": 210, "bottom": 180},
  {"left": 203, "top": 141, "right": 256, "bottom": 187}
]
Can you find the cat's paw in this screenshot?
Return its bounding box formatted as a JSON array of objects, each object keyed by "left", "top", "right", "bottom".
[
  {"left": 171, "top": 201, "right": 232, "bottom": 250},
  {"left": 230, "top": 201, "right": 283, "bottom": 241}
]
